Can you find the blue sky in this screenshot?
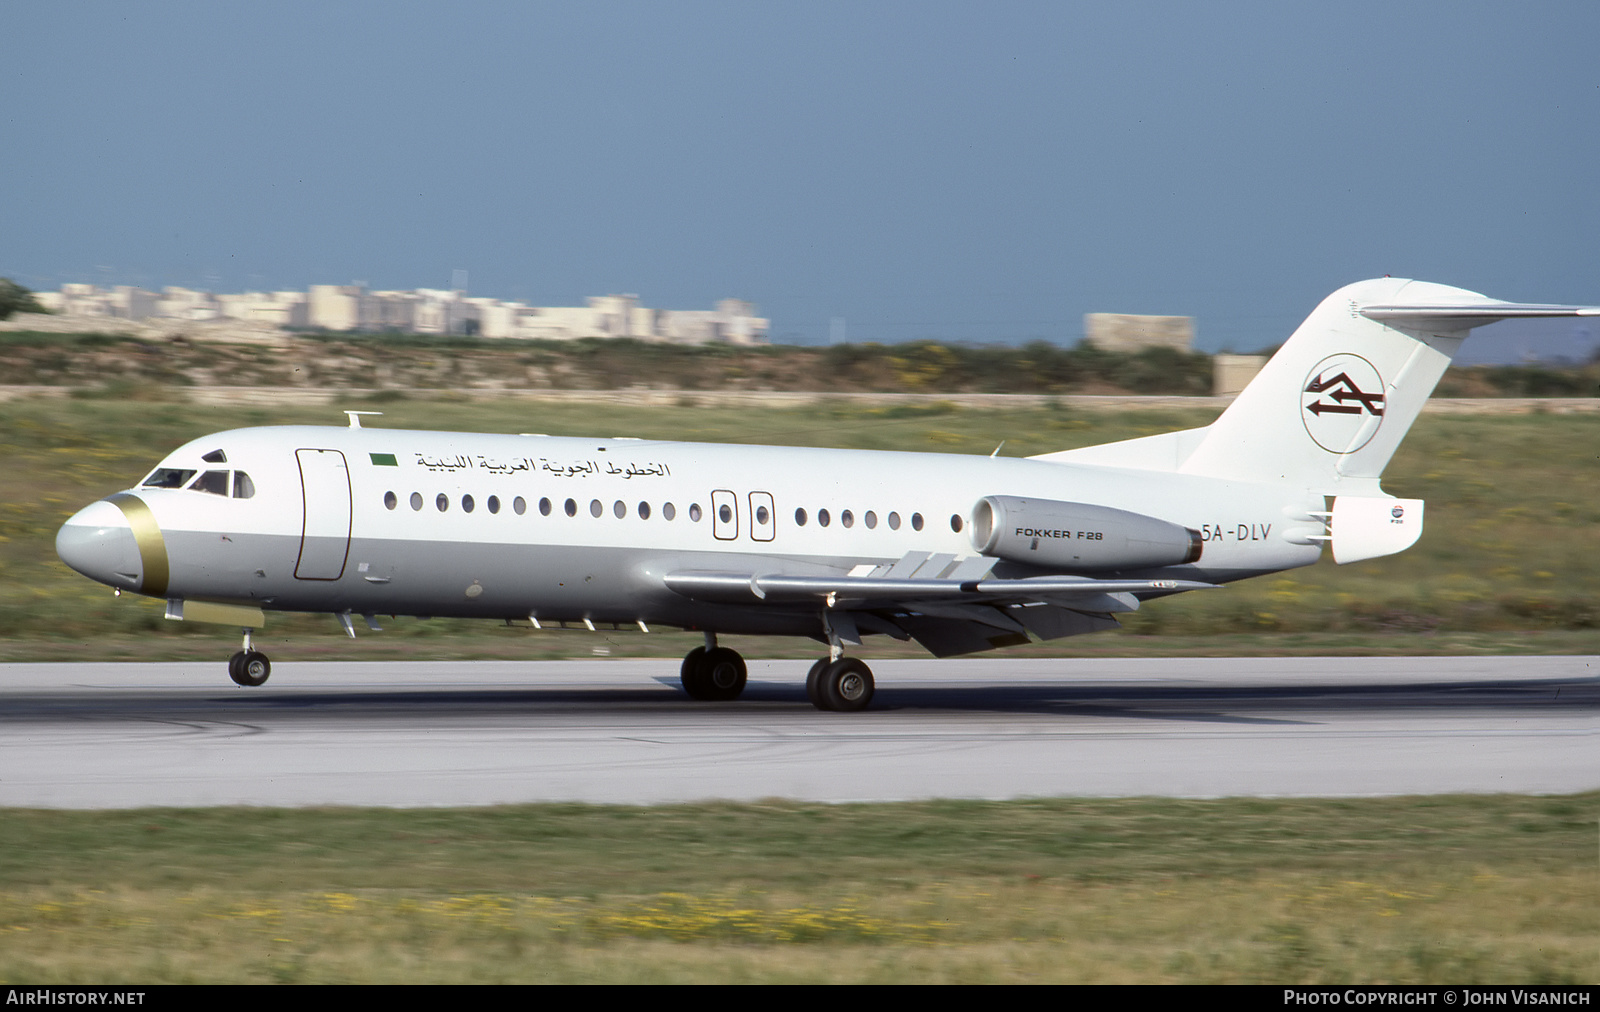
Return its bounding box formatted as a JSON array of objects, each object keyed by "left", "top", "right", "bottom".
[{"left": 6, "top": 1, "right": 1598, "bottom": 351}]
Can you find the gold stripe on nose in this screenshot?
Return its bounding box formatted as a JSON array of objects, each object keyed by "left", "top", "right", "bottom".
[{"left": 106, "top": 493, "right": 169, "bottom": 598}]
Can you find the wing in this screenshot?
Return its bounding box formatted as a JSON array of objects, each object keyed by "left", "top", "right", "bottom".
[{"left": 663, "top": 557, "right": 1215, "bottom": 658}]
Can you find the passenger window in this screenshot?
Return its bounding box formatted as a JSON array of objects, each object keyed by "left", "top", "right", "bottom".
[
  {"left": 411, "top": 492, "right": 424, "bottom": 511},
  {"left": 234, "top": 472, "right": 256, "bottom": 499},
  {"left": 589, "top": 499, "right": 603, "bottom": 518},
  {"left": 638, "top": 501, "right": 651, "bottom": 520},
  {"left": 462, "top": 495, "right": 475, "bottom": 514},
  {"left": 384, "top": 491, "right": 398, "bottom": 510},
  {"left": 818, "top": 509, "right": 830, "bottom": 528},
  {"left": 613, "top": 500, "right": 626, "bottom": 519},
  {"left": 888, "top": 511, "right": 901, "bottom": 530},
  {"left": 142, "top": 468, "right": 195, "bottom": 489},
  {"left": 864, "top": 510, "right": 877, "bottom": 529},
  {"left": 912, "top": 512, "right": 924, "bottom": 531},
  {"left": 841, "top": 510, "right": 854, "bottom": 529},
  {"left": 436, "top": 494, "right": 449, "bottom": 512},
  {"left": 540, "top": 497, "right": 552, "bottom": 516},
  {"left": 191, "top": 470, "right": 229, "bottom": 496},
  {"left": 564, "top": 499, "right": 577, "bottom": 517},
  {"left": 513, "top": 496, "right": 526, "bottom": 515},
  {"left": 795, "top": 507, "right": 807, "bottom": 526},
  {"left": 663, "top": 503, "right": 676, "bottom": 520},
  {"left": 487, "top": 495, "right": 501, "bottom": 515},
  {"left": 688, "top": 503, "right": 702, "bottom": 522}
]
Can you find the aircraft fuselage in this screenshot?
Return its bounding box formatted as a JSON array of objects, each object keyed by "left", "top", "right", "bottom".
[{"left": 60, "top": 424, "right": 1319, "bottom": 636}]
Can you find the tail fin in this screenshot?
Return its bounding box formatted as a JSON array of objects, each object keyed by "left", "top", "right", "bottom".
[{"left": 1179, "top": 278, "right": 1599, "bottom": 494}]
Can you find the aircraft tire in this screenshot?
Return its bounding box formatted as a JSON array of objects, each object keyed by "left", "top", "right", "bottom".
[
  {"left": 699, "top": 647, "right": 747, "bottom": 701},
  {"left": 817, "top": 658, "right": 873, "bottom": 712},
  {"left": 679, "top": 647, "right": 708, "bottom": 697},
  {"left": 229, "top": 650, "right": 271, "bottom": 687},
  {"left": 805, "top": 658, "right": 831, "bottom": 710}
]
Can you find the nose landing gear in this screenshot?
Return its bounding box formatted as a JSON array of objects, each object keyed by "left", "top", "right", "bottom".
[{"left": 227, "top": 628, "right": 271, "bottom": 686}]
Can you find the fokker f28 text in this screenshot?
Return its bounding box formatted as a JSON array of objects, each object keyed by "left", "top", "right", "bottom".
[{"left": 56, "top": 279, "right": 1598, "bottom": 710}]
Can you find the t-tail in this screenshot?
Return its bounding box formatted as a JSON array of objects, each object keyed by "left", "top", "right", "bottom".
[
  {"left": 1040, "top": 278, "right": 1598, "bottom": 563},
  {"left": 1189, "top": 278, "right": 1599, "bottom": 561},
  {"left": 1181, "top": 278, "right": 1596, "bottom": 491}
]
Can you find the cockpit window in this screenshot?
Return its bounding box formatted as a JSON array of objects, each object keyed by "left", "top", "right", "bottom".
[
  {"left": 201, "top": 449, "right": 228, "bottom": 464},
  {"left": 140, "top": 465, "right": 254, "bottom": 498},
  {"left": 142, "top": 468, "right": 196, "bottom": 489},
  {"left": 191, "top": 470, "right": 230, "bottom": 496}
]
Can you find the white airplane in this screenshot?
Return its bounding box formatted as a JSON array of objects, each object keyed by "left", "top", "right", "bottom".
[{"left": 55, "top": 278, "right": 1599, "bottom": 710}]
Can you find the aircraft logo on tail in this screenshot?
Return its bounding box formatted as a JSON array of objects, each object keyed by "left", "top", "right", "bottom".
[{"left": 1301, "top": 354, "right": 1385, "bottom": 453}]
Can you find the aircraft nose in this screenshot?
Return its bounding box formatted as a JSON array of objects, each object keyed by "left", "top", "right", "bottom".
[{"left": 56, "top": 496, "right": 168, "bottom": 596}]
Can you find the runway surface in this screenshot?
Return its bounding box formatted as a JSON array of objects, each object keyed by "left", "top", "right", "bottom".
[{"left": 1, "top": 656, "right": 1594, "bottom": 808}]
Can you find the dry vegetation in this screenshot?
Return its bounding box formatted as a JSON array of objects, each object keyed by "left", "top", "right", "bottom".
[
  {"left": 2, "top": 796, "right": 1595, "bottom": 983},
  {"left": 4, "top": 328, "right": 1595, "bottom": 397}
]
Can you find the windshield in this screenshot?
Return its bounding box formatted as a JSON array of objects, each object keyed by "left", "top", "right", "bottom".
[
  {"left": 139, "top": 466, "right": 255, "bottom": 498},
  {"left": 190, "top": 470, "right": 229, "bottom": 496},
  {"left": 141, "top": 467, "right": 196, "bottom": 489}
]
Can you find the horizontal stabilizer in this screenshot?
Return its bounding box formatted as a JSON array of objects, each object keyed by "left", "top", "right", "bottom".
[{"left": 1361, "top": 301, "right": 1600, "bottom": 332}]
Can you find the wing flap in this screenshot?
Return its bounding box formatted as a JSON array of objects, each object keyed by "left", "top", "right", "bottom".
[
  {"left": 663, "top": 570, "right": 1215, "bottom": 606},
  {"left": 661, "top": 568, "right": 1213, "bottom": 658}
]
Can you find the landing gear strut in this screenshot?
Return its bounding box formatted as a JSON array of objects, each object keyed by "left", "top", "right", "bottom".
[
  {"left": 228, "top": 628, "right": 271, "bottom": 686},
  {"left": 803, "top": 612, "right": 875, "bottom": 711},
  {"left": 680, "top": 633, "right": 747, "bottom": 701}
]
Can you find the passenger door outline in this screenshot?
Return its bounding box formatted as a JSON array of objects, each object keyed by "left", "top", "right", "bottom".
[{"left": 294, "top": 448, "right": 352, "bottom": 580}]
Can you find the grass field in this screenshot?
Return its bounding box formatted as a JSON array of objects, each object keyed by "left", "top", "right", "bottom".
[
  {"left": 1, "top": 796, "right": 1596, "bottom": 983},
  {"left": 2, "top": 391, "right": 1596, "bottom": 658}
]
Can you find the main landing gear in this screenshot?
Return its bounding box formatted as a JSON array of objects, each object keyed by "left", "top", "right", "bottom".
[
  {"left": 804, "top": 611, "right": 875, "bottom": 711},
  {"left": 805, "top": 657, "right": 874, "bottom": 712},
  {"left": 680, "top": 633, "right": 748, "bottom": 701},
  {"left": 679, "top": 632, "right": 875, "bottom": 711},
  {"left": 227, "top": 628, "right": 271, "bottom": 686}
]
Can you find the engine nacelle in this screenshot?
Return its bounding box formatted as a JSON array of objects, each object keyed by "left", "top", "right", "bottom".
[{"left": 971, "top": 495, "right": 1202, "bottom": 572}]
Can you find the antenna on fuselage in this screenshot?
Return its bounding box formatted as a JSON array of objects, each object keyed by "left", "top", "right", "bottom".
[{"left": 344, "top": 411, "right": 383, "bottom": 429}]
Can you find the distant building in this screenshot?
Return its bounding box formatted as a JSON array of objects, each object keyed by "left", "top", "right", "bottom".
[
  {"left": 218, "top": 291, "right": 309, "bottom": 328},
  {"left": 467, "top": 294, "right": 767, "bottom": 344},
  {"left": 1213, "top": 354, "right": 1266, "bottom": 397},
  {"left": 307, "top": 285, "right": 371, "bottom": 331},
  {"left": 36, "top": 282, "right": 767, "bottom": 345},
  {"left": 1084, "top": 313, "right": 1194, "bottom": 352},
  {"left": 156, "top": 287, "right": 221, "bottom": 321}
]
